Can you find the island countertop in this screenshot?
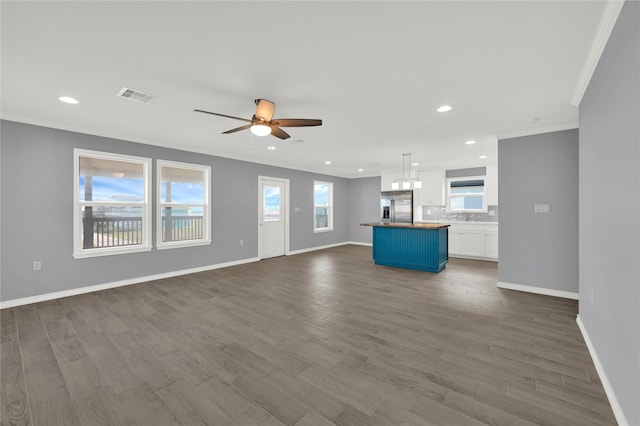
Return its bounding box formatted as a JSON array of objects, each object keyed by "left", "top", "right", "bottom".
[{"left": 361, "top": 222, "right": 450, "bottom": 229}]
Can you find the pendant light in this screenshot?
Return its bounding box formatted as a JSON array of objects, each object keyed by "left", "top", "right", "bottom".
[{"left": 391, "top": 153, "right": 422, "bottom": 190}]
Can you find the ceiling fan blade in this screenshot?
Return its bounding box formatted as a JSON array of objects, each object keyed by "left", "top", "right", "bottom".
[
  {"left": 222, "top": 124, "right": 252, "bottom": 134},
  {"left": 270, "top": 126, "right": 290, "bottom": 139},
  {"left": 255, "top": 99, "right": 275, "bottom": 122},
  {"left": 270, "top": 118, "right": 322, "bottom": 127},
  {"left": 194, "top": 109, "right": 253, "bottom": 124}
]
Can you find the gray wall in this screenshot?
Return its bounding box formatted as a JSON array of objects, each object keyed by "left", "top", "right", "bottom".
[
  {"left": 579, "top": 1, "right": 639, "bottom": 423},
  {"left": 0, "top": 120, "right": 350, "bottom": 302},
  {"left": 348, "top": 176, "right": 381, "bottom": 244},
  {"left": 498, "top": 129, "right": 579, "bottom": 293}
]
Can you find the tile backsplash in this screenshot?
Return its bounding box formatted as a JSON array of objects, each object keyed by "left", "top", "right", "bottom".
[{"left": 421, "top": 205, "right": 499, "bottom": 222}]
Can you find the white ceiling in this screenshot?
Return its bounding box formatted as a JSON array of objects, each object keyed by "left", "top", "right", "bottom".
[{"left": 1, "top": 1, "right": 607, "bottom": 178}]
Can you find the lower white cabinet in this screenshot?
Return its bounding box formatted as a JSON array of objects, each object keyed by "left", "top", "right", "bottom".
[
  {"left": 447, "top": 223, "right": 498, "bottom": 261},
  {"left": 483, "top": 224, "right": 499, "bottom": 259}
]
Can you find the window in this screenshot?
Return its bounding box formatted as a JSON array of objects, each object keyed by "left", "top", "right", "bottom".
[
  {"left": 263, "top": 185, "right": 281, "bottom": 222},
  {"left": 74, "top": 149, "right": 152, "bottom": 258},
  {"left": 447, "top": 177, "right": 486, "bottom": 212},
  {"left": 157, "top": 160, "right": 210, "bottom": 249},
  {"left": 314, "top": 181, "right": 333, "bottom": 232}
]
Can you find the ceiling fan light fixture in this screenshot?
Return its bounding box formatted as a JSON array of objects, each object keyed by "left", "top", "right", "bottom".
[{"left": 250, "top": 124, "right": 271, "bottom": 136}]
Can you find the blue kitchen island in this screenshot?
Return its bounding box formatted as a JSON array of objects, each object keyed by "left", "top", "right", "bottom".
[{"left": 361, "top": 222, "right": 450, "bottom": 273}]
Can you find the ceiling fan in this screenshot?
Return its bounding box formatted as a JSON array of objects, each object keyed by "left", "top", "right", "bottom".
[{"left": 194, "top": 99, "right": 322, "bottom": 139}]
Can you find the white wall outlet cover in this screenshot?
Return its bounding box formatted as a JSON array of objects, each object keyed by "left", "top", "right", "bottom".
[
  {"left": 534, "top": 204, "right": 550, "bottom": 213},
  {"left": 293, "top": 206, "right": 301, "bottom": 213}
]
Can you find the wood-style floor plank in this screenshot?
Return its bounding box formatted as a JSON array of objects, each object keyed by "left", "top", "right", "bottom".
[
  {"left": 0, "top": 340, "right": 31, "bottom": 426},
  {"left": 0, "top": 245, "right": 617, "bottom": 425}
]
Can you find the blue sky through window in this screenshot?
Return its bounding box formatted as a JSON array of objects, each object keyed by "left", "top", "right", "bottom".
[
  {"left": 314, "top": 183, "right": 329, "bottom": 205},
  {"left": 79, "top": 176, "right": 143, "bottom": 202}
]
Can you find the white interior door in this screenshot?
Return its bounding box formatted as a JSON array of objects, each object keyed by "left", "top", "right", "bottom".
[{"left": 259, "top": 177, "right": 287, "bottom": 259}]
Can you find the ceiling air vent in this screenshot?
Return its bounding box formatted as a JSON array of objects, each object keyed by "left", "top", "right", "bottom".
[{"left": 116, "top": 87, "right": 156, "bottom": 104}]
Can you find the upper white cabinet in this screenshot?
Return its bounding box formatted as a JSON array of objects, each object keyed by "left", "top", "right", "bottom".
[
  {"left": 485, "top": 164, "right": 498, "bottom": 206},
  {"left": 419, "top": 169, "right": 445, "bottom": 206},
  {"left": 381, "top": 170, "right": 404, "bottom": 191}
]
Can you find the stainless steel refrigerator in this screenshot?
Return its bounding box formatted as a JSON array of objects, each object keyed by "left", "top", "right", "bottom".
[{"left": 380, "top": 191, "right": 413, "bottom": 223}]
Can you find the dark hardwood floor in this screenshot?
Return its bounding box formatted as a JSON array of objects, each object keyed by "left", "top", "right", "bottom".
[{"left": 1, "top": 245, "right": 616, "bottom": 425}]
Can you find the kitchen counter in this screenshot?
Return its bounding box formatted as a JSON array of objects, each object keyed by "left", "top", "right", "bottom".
[
  {"left": 361, "top": 222, "right": 450, "bottom": 229},
  {"left": 416, "top": 220, "right": 498, "bottom": 225},
  {"left": 361, "top": 222, "right": 449, "bottom": 272}
]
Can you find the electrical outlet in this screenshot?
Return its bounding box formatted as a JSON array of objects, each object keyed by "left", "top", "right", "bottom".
[
  {"left": 534, "top": 204, "right": 550, "bottom": 213},
  {"left": 33, "top": 260, "right": 42, "bottom": 271},
  {"left": 239, "top": 239, "right": 244, "bottom": 246}
]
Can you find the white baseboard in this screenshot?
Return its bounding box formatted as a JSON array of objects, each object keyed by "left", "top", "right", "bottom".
[
  {"left": 576, "top": 315, "right": 629, "bottom": 426},
  {"left": 449, "top": 254, "right": 498, "bottom": 263},
  {"left": 346, "top": 241, "right": 373, "bottom": 247},
  {"left": 287, "top": 242, "right": 351, "bottom": 256},
  {"left": 497, "top": 281, "right": 579, "bottom": 300},
  {"left": 0, "top": 257, "right": 260, "bottom": 309}
]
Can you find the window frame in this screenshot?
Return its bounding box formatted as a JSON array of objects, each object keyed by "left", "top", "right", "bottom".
[
  {"left": 446, "top": 175, "right": 487, "bottom": 213},
  {"left": 73, "top": 149, "right": 152, "bottom": 259},
  {"left": 156, "top": 159, "right": 211, "bottom": 250},
  {"left": 313, "top": 180, "right": 334, "bottom": 233}
]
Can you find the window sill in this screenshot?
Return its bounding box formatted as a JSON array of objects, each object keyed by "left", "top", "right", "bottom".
[
  {"left": 156, "top": 240, "right": 212, "bottom": 250},
  {"left": 73, "top": 245, "right": 152, "bottom": 259},
  {"left": 314, "top": 228, "right": 334, "bottom": 233}
]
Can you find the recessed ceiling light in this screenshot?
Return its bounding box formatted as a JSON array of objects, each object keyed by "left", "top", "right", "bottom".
[
  {"left": 437, "top": 105, "right": 452, "bottom": 112},
  {"left": 324, "top": 161, "right": 332, "bottom": 165},
  {"left": 267, "top": 145, "right": 276, "bottom": 151},
  {"left": 59, "top": 96, "right": 79, "bottom": 104},
  {"left": 357, "top": 168, "right": 364, "bottom": 172},
  {"left": 465, "top": 140, "right": 477, "bottom": 145},
  {"left": 412, "top": 163, "right": 419, "bottom": 166},
  {"left": 479, "top": 155, "right": 488, "bottom": 159}
]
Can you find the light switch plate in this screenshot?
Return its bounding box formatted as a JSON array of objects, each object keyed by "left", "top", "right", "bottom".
[{"left": 534, "top": 204, "right": 550, "bottom": 213}]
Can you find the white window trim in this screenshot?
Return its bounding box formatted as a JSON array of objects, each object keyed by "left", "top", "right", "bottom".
[
  {"left": 313, "top": 180, "right": 334, "bottom": 233},
  {"left": 446, "top": 175, "right": 488, "bottom": 213},
  {"left": 156, "top": 159, "right": 211, "bottom": 250},
  {"left": 73, "top": 149, "right": 152, "bottom": 259}
]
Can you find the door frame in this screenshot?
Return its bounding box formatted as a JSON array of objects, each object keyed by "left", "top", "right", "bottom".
[{"left": 258, "top": 176, "right": 290, "bottom": 259}]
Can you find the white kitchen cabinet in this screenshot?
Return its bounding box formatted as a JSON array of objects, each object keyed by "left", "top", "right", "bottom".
[
  {"left": 447, "top": 222, "right": 498, "bottom": 261},
  {"left": 381, "top": 170, "right": 404, "bottom": 191},
  {"left": 484, "top": 224, "right": 499, "bottom": 259},
  {"left": 485, "top": 164, "right": 498, "bottom": 206},
  {"left": 418, "top": 169, "right": 445, "bottom": 206},
  {"left": 448, "top": 223, "right": 485, "bottom": 257}
]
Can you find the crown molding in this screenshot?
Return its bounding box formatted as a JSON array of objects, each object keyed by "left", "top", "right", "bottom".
[
  {"left": 495, "top": 121, "right": 578, "bottom": 141},
  {"left": 571, "top": 0, "right": 626, "bottom": 106}
]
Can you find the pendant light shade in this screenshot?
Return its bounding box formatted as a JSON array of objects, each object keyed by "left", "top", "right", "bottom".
[{"left": 250, "top": 124, "right": 271, "bottom": 136}]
